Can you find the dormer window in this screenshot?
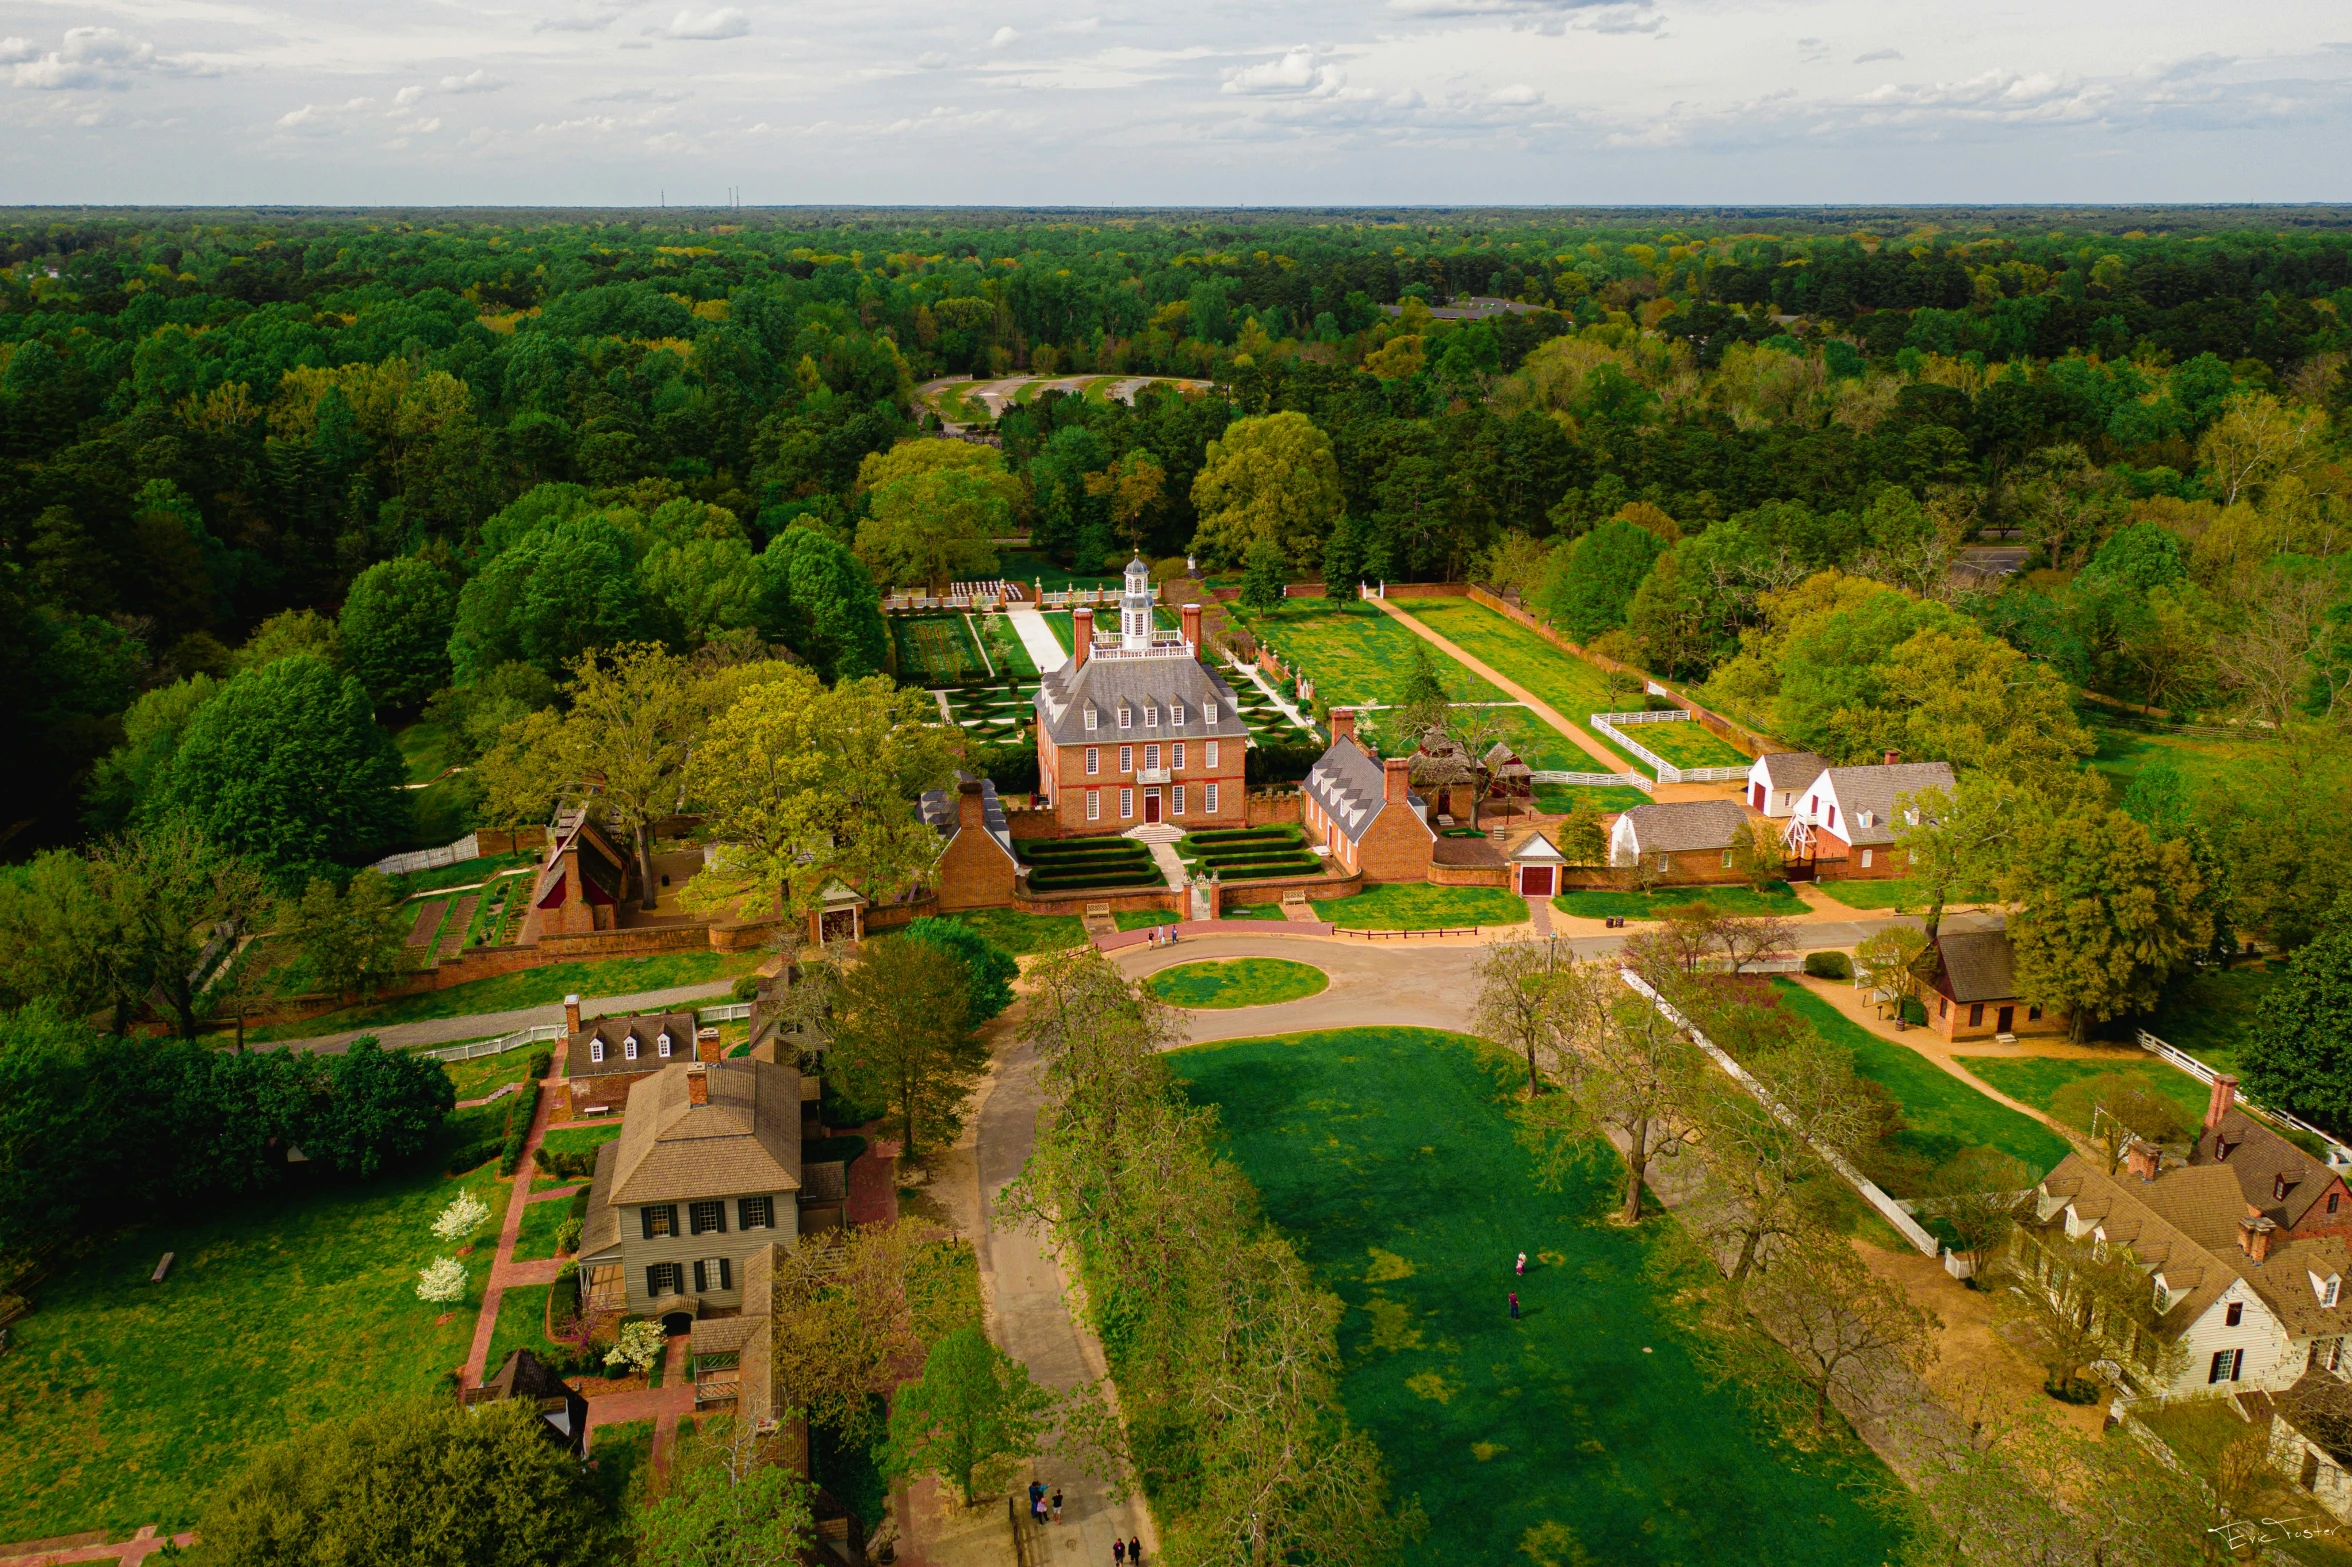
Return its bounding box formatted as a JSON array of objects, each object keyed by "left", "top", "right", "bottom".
[
  {"left": 658, "top": 1032, "right": 673, "bottom": 1058},
  {"left": 590, "top": 1039, "right": 605, "bottom": 1063},
  {"left": 2154, "top": 1275, "right": 2170, "bottom": 1312},
  {"left": 1084, "top": 706, "right": 1097, "bottom": 732},
  {"left": 2276, "top": 1172, "right": 2295, "bottom": 1202},
  {"left": 1145, "top": 705, "right": 1160, "bottom": 728},
  {"left": 624, "top": 1035, "right": 639, "bottom": 1061},
  {"left": 1903, "top": 807, "right": 1920, "bottom": 827},
  {"left": 1204, "top": 701, "right": 1218, "bottom": 726},
  {"left": 2317, "top": 1272, "right": 2343, "bottom": 1308},
  {"left": 1172, "top": 702, "right": 1186, "bottom": 727},
  {"left": 1118, "top": 704, "right": 1132, "bottom": 729}
]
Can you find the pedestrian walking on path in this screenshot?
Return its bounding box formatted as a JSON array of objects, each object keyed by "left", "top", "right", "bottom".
[
  {"left": 1509, "top": 1290, "right": 1520, "bottom": 1320},
  {"left": 1515, "top": 1250, "right": 1526, "bottom": 1276},
  {"left": 1051, "top": 1487, "right": 1063, "bottom": 1523},
  {"left": 1115, "top": 1539, "right": 1127, "bottom": 1565},
  {"left": 1130, "top": 1536, "right": 1144, "bottom": 1564}
]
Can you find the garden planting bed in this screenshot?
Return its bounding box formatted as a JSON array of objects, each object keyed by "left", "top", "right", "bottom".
[
  {"left": 1017, "top": 836, "right": 1163, "bottom": 893},
  {"left": 1176, "top": 825, "right": 1321, "bottom": 882}
]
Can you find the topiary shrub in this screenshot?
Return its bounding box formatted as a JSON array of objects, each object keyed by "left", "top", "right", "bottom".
[{"left": 1803, "top": 951, "right": 1852, "bottom": 981}]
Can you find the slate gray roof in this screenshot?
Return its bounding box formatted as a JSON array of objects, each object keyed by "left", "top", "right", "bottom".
[
  {"left": 567, "top": 1011, "right": 698, "bottom": 1080},
  {"left": 1303, "top": 737, "right": 1425, "bottom": 842},
  {"left": 1820, "top": 761, "right": 1956, "bottom": 846},
  {"left": 1933, "top": 921, "right": 2018, "bottom": 1004},
  {"left": 1034, "top": 651, "right": 1243, "bottom": 747},
  {"left": 608, "top": 1059, "right": 802, "bottom": 1206},
  {"left": 918, "top": 773, "right": 1015, "bottom": 860},
  {"left": 1755, "top": 751, "right": 1828, "bottom": 790},
  {"left": 1618, "top": 799, "right": 1749, "bottom": 854}
]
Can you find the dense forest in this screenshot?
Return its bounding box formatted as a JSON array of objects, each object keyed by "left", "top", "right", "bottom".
[{"left": 3, "top": 206, "right": 2351, "bottom": 928}]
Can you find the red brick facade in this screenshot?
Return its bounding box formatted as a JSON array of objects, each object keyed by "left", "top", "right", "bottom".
[{"left": 931, "top": 781, "right": 1020, "bottom": 911}]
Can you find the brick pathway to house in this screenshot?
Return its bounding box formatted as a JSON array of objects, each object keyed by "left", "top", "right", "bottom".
[
  {"left": 0, "top": 1525, "right": 198, "bottom": 1566},
  {"left": 463, "top": 1068, "right": 563, "bottom": 1386}
]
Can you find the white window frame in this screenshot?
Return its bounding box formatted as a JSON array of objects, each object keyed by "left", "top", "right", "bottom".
[
  {"left": 1172, "top": 702, "right": 1186, "bottom": 727},
  {"left": 1119, "top": 745, "right": 1133, "bottom": 774},
  {"left": 1085, "top": 747, "right": 1099, "bottom": 776},
  {"left": 1086, "top": 790, "right": 1101, "bottom": 822},
  {"left": 1118, "top": 705, "right": 1132, "bottom": 729},
  {"left": 1721, "top": 850, "right": 1733, "bottom": 868},
  {"left": 1205, "top": 782, "right": 1219, "bottom": 816},
  {"left": 1145, "top": 743, "right": 1160, "bottom": 770},
  {"left": 1204, "top": 700, "right": 1218, "bottom": 726},
  {"left": 624, "top": 1036, "right": 639, "bottom": 1061},
  {"left": 1173, "top": 785, "right": 1186, "bottom": 816},
  {"left": 1145, "top": 705, "right": 1159, "bottom": 729},
  {"left": 1206, "top": 740, "right": 1219, "bottom": 769},
  {"left": 1120, "top": 788, "right": 1134, "bottom": 820},
  {"left": 1084, "top": 707, "right": 1097, "bottom": 732},
  {"left": 1861, "top": 848, "right": 1875, "bottom": 869},
  {"left": 658, "top": 1033, "right": 673, "bottom": 1058},
  {"left": 1173, "top": 741, "right": 1186, "bottom": 770},
  {"left": 1656, "top": 854, "right": 1670, "bottom": 872},
  {"left": 590, "top": 1038, "right": 605, "bottom": 1063}
]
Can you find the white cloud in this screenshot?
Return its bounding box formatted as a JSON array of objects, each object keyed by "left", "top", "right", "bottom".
[
  {"left": 275, "top": 96, "right": 374, "bottom": 130},
  {"left": 393, "top": 84, "right": 424, "bottom": 108},
  {"left": 441, "top": 69, "right": 506, "bottom": 93},
  {"left": 662, "top": 9, "right": 749, "bottom": 40},
  {"left": 11, "top": 27, "right": 186, "bottom": 91},
  {"left": 917, "top": 51, "right": 948, "bottom": 69},
  {"left": 0, "top": 38, "right": 36, "bottom": 65},
  {"left": 534, "top": 9, "right": 622, "bottom": 33},
  {"left": 1222, "top": 47, "right": 1346, "bottom": 97},
  {"left": 1487, "top": 82, "right": 1540, "bottom": 104},
  {"left": 990, "top": 27, "right": 1020, "bottom": 48},
  {"left": 1855, "top": 48, "right": 1902, "bottom": 64}
]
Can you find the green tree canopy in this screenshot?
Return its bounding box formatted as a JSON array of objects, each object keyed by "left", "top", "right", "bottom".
[
  {"left": 1540, "top": 517, "right": 1665, "bottom": 643},
  {"left": 339, "top": 556, "right": 458, "bottom": 708},
  {"left": 2246, "top": 903, "right": 2352, "bottom": 1131},
  {"left": 854, "top": 468, "right": 1007, "bottom": 595},
  {"left": 881, "top": 1324, "right": 1054, "bottom": 1505},
  {"left": 153, "top": 654, "right": 409, "bottom": 874},
  {"left": 1190, "top": 411, "right": 1344, "bottom": 571},
  {"left": 901, "top": 916, "right": 1019, "bottom": 1023}
]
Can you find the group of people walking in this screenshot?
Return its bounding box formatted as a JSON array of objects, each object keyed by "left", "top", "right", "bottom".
[{"left": 1026, "top": 1480, "right": 1143, "bottom": 1565}]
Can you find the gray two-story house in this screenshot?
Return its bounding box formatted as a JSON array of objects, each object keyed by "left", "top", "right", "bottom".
[{"left": 577, "top": 1058, "right": 802, "bottom": 1325}]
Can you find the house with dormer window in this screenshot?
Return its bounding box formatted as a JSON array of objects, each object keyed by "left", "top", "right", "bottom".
[
  {"left": 1780, "top": 757, "right": 1954, "bottom": 879},
  {"left": 562, "top": 996, "right": 712, "bottom": 1116},
  {"left": 2011, "top": 1077, "right": 2352, "bottom": 1404}
]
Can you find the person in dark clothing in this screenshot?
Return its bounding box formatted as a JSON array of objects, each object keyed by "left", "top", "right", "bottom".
[
  {"left": 1129, "top": 1537, "right": 1144, "bottom": 1564},
  {"left": 1051, "top": 1488, "right": 1063, "bottom": 1522},
  {"left": 1508, "top": 1291, "right": 1520, "bottom": 1319},
  {"left": 1114, "top": 1541, "right": 1127, "bottom": 1565}
]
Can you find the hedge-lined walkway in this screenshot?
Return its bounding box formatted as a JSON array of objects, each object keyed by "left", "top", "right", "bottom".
[{"left": 463, "top": 1071, "right": 560, "bottom": 1387}]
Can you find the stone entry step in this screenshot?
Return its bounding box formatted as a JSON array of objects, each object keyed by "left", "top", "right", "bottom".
[{"left": 1122, "top": 823, "right": 1186, "bottom": 844}]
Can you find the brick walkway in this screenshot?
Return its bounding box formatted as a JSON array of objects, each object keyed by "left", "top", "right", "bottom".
[
  {"left": 0, "top": 1527, "right": 198, "bottom": 1566},
  {"left": 1523, "top": 893, "right": 1554, "bottom": 937},
  {"left": 463, "top": 1072, "right": 559, "bottom": 1386}
]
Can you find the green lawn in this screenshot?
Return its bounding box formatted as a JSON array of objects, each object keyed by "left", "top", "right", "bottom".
[
  {"left": 939, "top": 907, "right": 1088, "bottom": 955},
  {"left": 440, "top": 1045, "right": 542, "bottom": 1102},
  {"left": 1310, "top": 883, "right": 1531, "bottom": 930},
  {"left": 2142, "top": 963, "right": 2278, "bottom": 1079},
  {"left": 1115, "top": 909, "right": 1178, "bottom": 931},
  {"left": 1811, "top": 877, "right": 1925, "bottom": 911},
  {"left": 1956, "top": 1055, "right": 2210, "bottom": 1133},
  {"left": 393, "top": 720, "right": 463, "bottom": 785},
  {"left": 1171, "top": 1028, "right": 1909, "bottom": 1567},
  {"left": 1217, "top": 903, "right": 1293, "bottom": 922},
  {"left": 485, "top": 1282, "right": 559, "bottom": 1372},
  {"left": 1146, "top": 958, "right": 1329, "bottom": 1008},
  {"left": 535, "top": 1123, "right": 624, "bottom": 1189},
  {"left": 0, "top": 1164, "right": 493, "bottom": 1540},
  {"left": 1628, "top": 718, "right": 1751, "bottom": 770},
  {"left": 999, "top": 551, "right": 1119, "bottom": 594},
  {"left": 2084, "top": 723, "right": 2270, "bottom": 799},
  {"left": 384, "top": 852, "right": 537, "bottom": 902},
  {"left": 249, "top": 951, "right": 758, "bottom": 1043},
  {"left": 1554, "top": 883, "right": 1806, "bottom": 919},
  {"left": 1530, "top": 781, "right": 1652, "bottom": 815},
  {"left": 1396, "top": 598, "right": 1669, "bottom": 769},
  {"left": 969, "top": 613, "right": 1040, "bottom": 679},
  {"left": 1771, "top": 981, "right": 2071, "bottom": 1190},
  {"left": 1241, "top": 600, "right": 1508, "bottom": 709},
  {"left": 513, "top": 1195, "right": 578, "bottom": 1262}
]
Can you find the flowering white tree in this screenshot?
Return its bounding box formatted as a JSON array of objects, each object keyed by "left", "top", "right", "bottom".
[
  {"left": 607, "top": 1319, "right": 666, "bottom": 1375},
  {"left": 431, "top": 1189, "right": 493, "bottom": 1243},
  {"left": 416, "top": 1256, "right": 468, "bottom": 1304}
]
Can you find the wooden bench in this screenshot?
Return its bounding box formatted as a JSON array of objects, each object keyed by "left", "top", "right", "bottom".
[
  {"left": 1282, "top": 890, "right": 1308, "bottom": 906},
  {"left": 152, "top": 1252, "right": 174, "bottom": 1284}
]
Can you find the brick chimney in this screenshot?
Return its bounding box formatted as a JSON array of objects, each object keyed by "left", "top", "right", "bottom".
[
  {"left": 1072, "top": 607, "right": 1093, "bottom": 669},
  {"left": 2239, "top": 1214, "right": 2276, "bottom": 1264},
  {"left": 686, "top": 1063, "right": 710, "bottom": 1106},
  {"left": 1181, "top": 601, "right": 1203, "bottom": 649},
  {"left": 958, "top": 773, "right": 985, "bottom": 827},
  {"left": 1329, "top": 708, "right": 1356, "bottom": 744},
  {"left": 1882, "top": 749, "right": 1900, "bottom": 766},
  {"left": 2206, "top": 1074, "right": 2239, "bottom": 1135},
  {"left": 564, "top": 993, "right": 582, "bottom": 1035},
  {"left": 1383, "top": 755, "right": 1411, "bottom": 804},
  {"left": 696, "top": 1026, "right": 722, "bottom": 1063},
  {"left": 2125, "top": 1138, "right": 2161, "bottom": 1182}
]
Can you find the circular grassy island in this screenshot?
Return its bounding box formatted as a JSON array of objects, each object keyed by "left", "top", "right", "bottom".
[{"left": 1146, "top": 958, "right": 1329, "bottom": 1009}]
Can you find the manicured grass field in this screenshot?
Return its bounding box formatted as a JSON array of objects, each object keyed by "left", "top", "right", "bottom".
[
  {"left": 2142, "top": 963, "right": 2278, "bottom": 1079},
  {"left": 970, "top": 613, "right": 1040, "bottom": 679},
  {"left": 1218, "top": 903, "right": 1293, "bottom": 922},
  {"left": 1243, "top": 600, "right": 1508, "bottom": 709},
  {"left": 2084, "top": 723, "right": 2270, "bottom": 798},
  {"left": 1396, "top": 598, "right": 1666, "bottom": 769},
  {"left": 1310, "top": 882, "right": 1530, "bottom": 929},
  {"left": 1627, "top": 717, "right": 1751, "bottom": 770},
  {"left": 0, "top": 1164, "right": 493, "bottom": 1539},
  {"left": 440, "top": 1045, "right": 541, "bottom": 1102},
  {"left": 249, "top": 951, "right": 758, "bottom": 1042},
  {"left": 1554, "top": 882, "right": 1807, "bottom": 920},
  {"left": 940, "top": 907, "right": 1088, "bottom": 955},
  {"left": 998, "top": 551, "right": 1119, "bottom": 594},
  {"left": 1771, "top": 981, "right": 2071, "bottom": 1189},
  {"left": 534, "top": 1123, "right": 624, "bottom": 1189},
  {"left": 1115, "top": 909, "right": 1179, "bottom": 931},
  {"left": 1529, "top": 781, "right": 1653, "bottom": 815},
  {"left": 485, "top": 1282, "right": 558, "bottom": 1372},
  {"left": 893, "top": 615, "right": 989, "bottom": 685},
  {"left": 1146, "top": 958, "right": 1329, "bottom": 1008},
  {"left": 1956, "top": 1055, "right": 2210, "bottom": 1132},
  {"left": 512, "top": 1194, "right": 578, "bottom": 1262},
  {"left": 1171, "top": 1028, "right": 1909, "bottom": 1567},
  {"left": 1810, "top": 877, "right": 1926, "bottom": 911}
]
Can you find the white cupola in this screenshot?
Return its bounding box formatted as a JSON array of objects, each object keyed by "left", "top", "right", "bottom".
[{"left": 1121, "top": 554, "right": 1155, "bottom": 650}]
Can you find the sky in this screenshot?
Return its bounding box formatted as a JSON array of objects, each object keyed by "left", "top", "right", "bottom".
[{"left": 0, "top": 0, "right": 2349, "bottom": 207}]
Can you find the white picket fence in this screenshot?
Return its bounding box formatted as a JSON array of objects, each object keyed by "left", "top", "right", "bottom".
[
  {"left": 1589, "top": 710, "right": 1750, "bottom": 785},
  {"left": 372, "top": 833, "right": 483, "bottom": 877},
  {"left": 421, "top": 1000, "right": 757, "bottom": 1065},
  {"left": 1528, "top": 768, "right": 1654, "bottom": 794},
  {"left": 2135, "top": 1028, "right": 2351, "bottom": 1168},
  {"left": 1623, "top": 968, "right": 1943, "bottom": 1258}
]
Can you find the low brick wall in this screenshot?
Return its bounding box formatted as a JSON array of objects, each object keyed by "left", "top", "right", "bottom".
[
  {"left": 1429, "top": 862, "right": 1510, "bottom": 888},
  {"left": 1004, "top": 806, "right": 1065, "bottom": 841},
  {"left": 1217, "top": 868, "right": 1362, "bottom": 907},
  {"left": 1247, "top": 790, "right": 1303, "bottom": 825},
  {"left": 1014, "top": 885, "right": 1180, "bottom": 917},
  {"left": 1379, "top": 581, "right": 1472, "bottom": 600}
]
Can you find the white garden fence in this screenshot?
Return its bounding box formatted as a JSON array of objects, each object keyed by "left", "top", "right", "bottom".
[
  {"left": 371, "top": 833, "right": 483, "bottom": 877},
  {"left": 421, "top": 1001, "right": 756, "bottom": 1064},
  {"left": 1589, "top": 710, "right": 1749, "bottom": 785},
  {"left": 1527, "top": 768, "right": 1654, "bottom": 794}
]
